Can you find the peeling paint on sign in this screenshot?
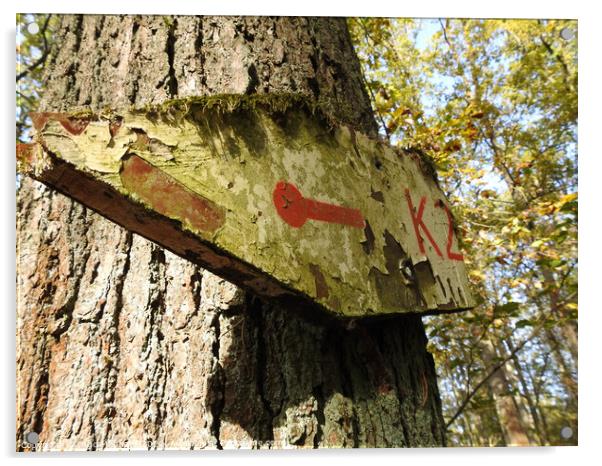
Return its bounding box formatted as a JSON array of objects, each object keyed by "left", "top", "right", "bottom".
[
  {"left": 120, "top": 154, "right": 225, "bottom": 234},
  {"left": 18, "top": 95, "right": 477, "bottom": 319}
]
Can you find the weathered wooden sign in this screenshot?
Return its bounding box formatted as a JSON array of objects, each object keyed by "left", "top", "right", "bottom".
[{"left": 17, "top": 95, "right": 476, "bottom": 319}]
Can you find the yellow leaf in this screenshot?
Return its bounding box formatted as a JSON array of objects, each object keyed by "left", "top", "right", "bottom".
[{"left": 559, "top": 192, "right": 577, "bottom": 205}]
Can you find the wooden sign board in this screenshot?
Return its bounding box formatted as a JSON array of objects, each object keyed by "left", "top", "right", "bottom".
[{"left": 17, "top": 96, "right": 476, "bottom": 319}]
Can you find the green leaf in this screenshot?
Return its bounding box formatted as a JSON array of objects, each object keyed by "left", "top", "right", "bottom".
[
  {"left": 494, "top": 302, "right": 520, "bottom": 316},
  {"left": 515, "top": 319, "right": 534, "bottom": 329}
]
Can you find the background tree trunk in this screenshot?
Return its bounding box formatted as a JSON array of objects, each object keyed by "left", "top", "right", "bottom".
[
  {"left": 16, "top": 15, "right": 446, "bottom": 450},
  {"left": 506, "top": 339, "right": 548, "bottom": 444},
  {"left": 478, "top": 338, "right": 530, "bottom": 446}
]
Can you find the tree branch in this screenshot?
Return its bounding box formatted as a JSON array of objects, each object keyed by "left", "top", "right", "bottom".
[
  {"left": 445, "top": 324, "right": 543, "bottom": 430},
  {"left": 539, "top": 33, "right": 575, "bottom": 93},
  {"left": 16, "top": 15, "right": 52, "bottom": 83},
  {"left": 438, "top": 19, "right": 453, "bottom": 50},
  {"left": 352, "top": 18, "right": 392, "bottom": 141}
]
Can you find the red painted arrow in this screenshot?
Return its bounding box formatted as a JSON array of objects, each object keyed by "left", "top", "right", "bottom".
[{"left": 273, "top": 181, "right": 365, "bottom": 229}]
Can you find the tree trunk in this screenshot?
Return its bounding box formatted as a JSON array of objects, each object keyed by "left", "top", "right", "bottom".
[
  {"left": 16, "top": 15, "right": 446, "bottom": 450},
  {"left": 478, "top": 338, "right": 530, "bottom": 446},
  {"left": 506, "top": 339, "right": 548, "bottom": 444}
]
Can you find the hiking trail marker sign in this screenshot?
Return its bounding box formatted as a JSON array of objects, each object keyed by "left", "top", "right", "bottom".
[{"left": 17, "top": 96, "right": 476, "bottom": 319}]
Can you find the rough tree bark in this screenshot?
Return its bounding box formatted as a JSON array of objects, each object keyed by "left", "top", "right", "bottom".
[{"left": 17, "top": 15, "right": 446, "bottom": 450}]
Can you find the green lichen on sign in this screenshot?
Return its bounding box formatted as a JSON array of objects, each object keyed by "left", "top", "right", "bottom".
[{"left": 19, "top": 94, "right": 477, "bottom": 318}]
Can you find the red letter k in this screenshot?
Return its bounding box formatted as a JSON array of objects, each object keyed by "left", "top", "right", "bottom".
[{"left": 405, "top": 189, "right": 443, "bottom": 257}]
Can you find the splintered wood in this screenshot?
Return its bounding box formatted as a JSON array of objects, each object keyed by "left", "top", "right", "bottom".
[{"left": 17, "top": 97, "right": 476, "bottom": 318}]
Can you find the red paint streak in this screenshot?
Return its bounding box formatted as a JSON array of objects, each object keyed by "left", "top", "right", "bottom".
[
  {"left": 405, "top": 189, "right": 443, "bottom": 257},
  {"left": 16, "top": 143, "right": 36, "bottom": 165},
  {"left": 109, "top": 119, "right": 122, "bottom": 137},
  {"left": 30, "top": 112, "right": 90, "bottom": 135},
  {"left": 30, "top": 112, "right": 50, "bottom": 131},
  {"left": 120, "top": 155, "right": 225, "bottom": 233},
  {"left": 273, "top": 181, "right": 364, "bottom": 229},
  {"left": 59, "top": 118, "right": 89, "bottom": 135},
  {"left": 435, "top": 200, "right": 464, "bottom": 261}
]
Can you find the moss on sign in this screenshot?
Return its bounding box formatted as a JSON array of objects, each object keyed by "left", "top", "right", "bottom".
[{"left": 19, "top": 94, "right": 476, "bottom": 318}]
